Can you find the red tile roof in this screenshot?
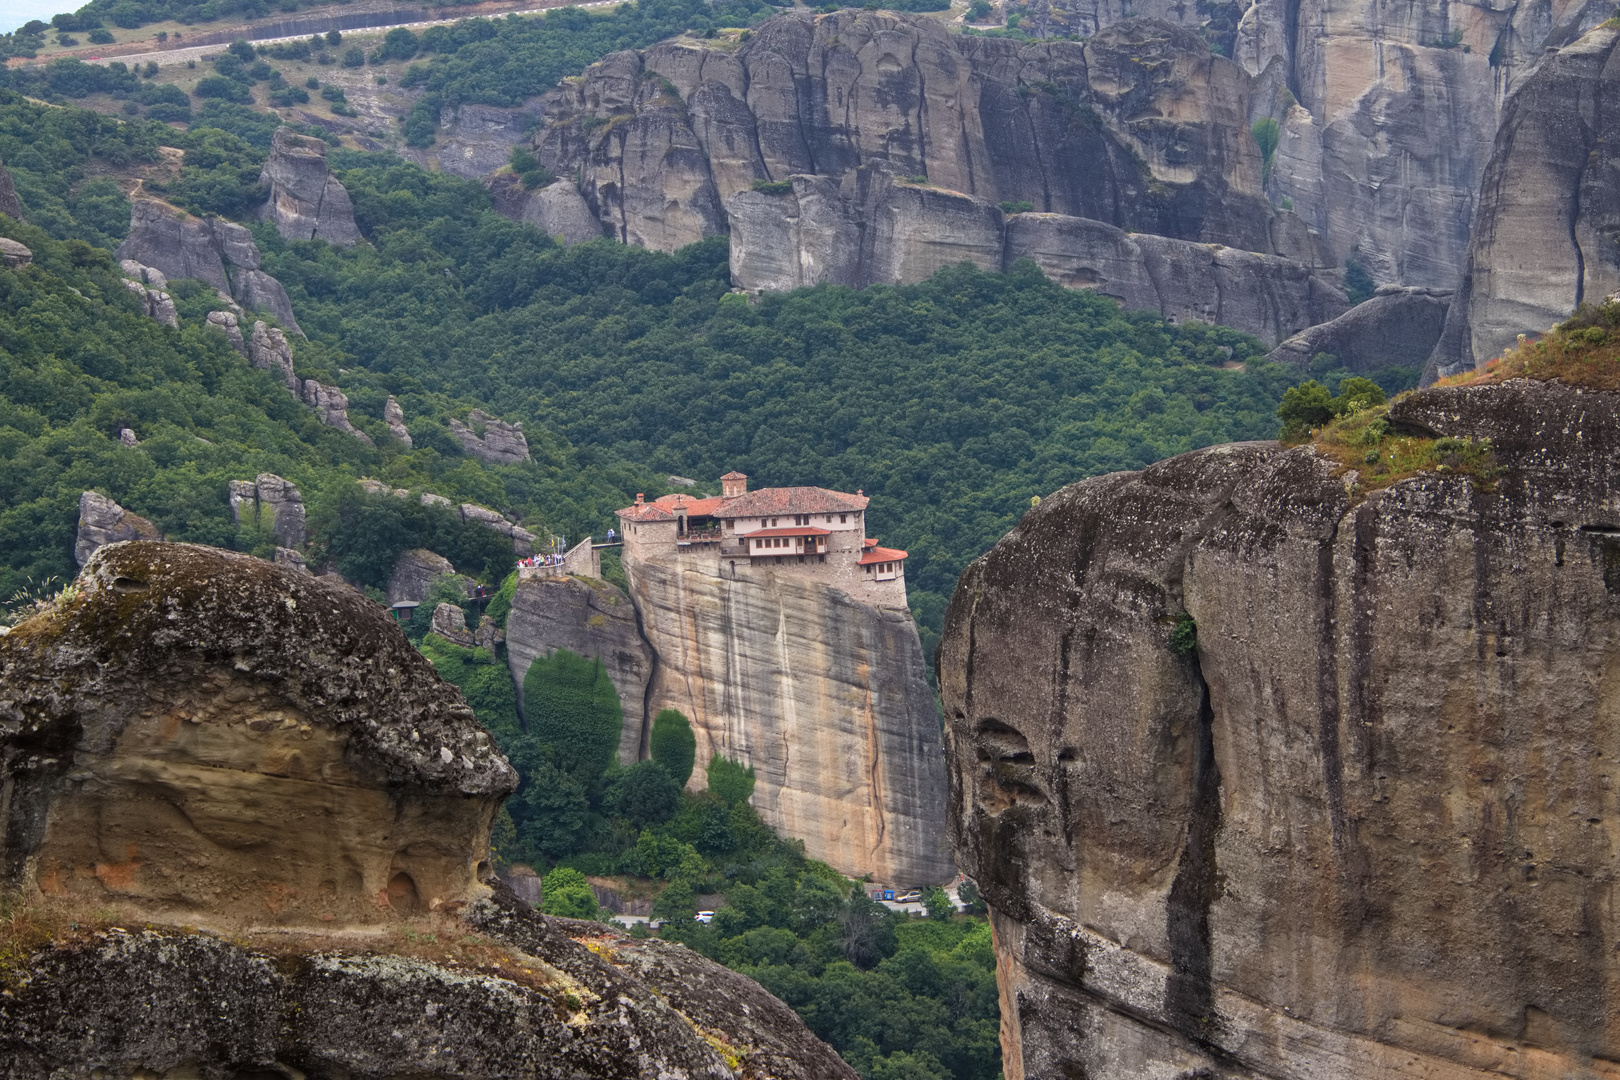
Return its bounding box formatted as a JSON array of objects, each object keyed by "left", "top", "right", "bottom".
[
  {"left": 747, "top": 526, "right": 832, "bottom": 538},
  {"left": 716, "top": 487, "right": 868, "bottom": 518},
  {"left": 862, "top": 537, "right": 878, "bottom": 548},
  {"left": 617, "top": 503, "right": 677, "bottom": 522},
  {"left": 648, "top": 494, "right": 725, "bottom": 516},
  {"left": 859, "top": 545, "right": 908, "bottom": 565},
  {"left": 721, "top": 471, "right": 749, "bottom": 480}
]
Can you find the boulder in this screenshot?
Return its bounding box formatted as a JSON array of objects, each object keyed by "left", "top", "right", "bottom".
[
  {"left": 74, "top": 490, "right": 161, "bottom": 567},
  {"left": 118, "top": 261, "right": 178, "bottom": 327},
  {"left": 117, "top": 427, "right": 139, "bottom": 447},
  {"left": 115, "top": 200, "right": 302, "bottom": 335},
  {"left": 1428, "top": 24, "right": 1620, "bottom": 380},
  {"left": 0, "top": 542, "right": 855, "bottom": 1078},
  {"left": 0, "top": 236, "right": 32, "bottom": 268},
  {"left": 486, "top": 173, "right": 604, "bottom": 246},
  {"left": 227, "top": 473, "right": 306, "bottom": 549},
  {"left": 939, "top": 378, "right": 1620, "bottom": 1078},
  {"left": 273, "top": 546, "right": 311, "bottom": 574},
  {"left": 387, "top": 548, "right": 466, "bottom": 607},
  {"left": 258, "top": 127, "right": 362, "bottom": 246},
  {"left": 247, "top": 319, "right": 300, "bottom": 395},
  {"left": 0, "top": 156, "right": 25, "bottom": 222},
  {"left": 302, "top": 378, "right": 376, "bottom": 446},
  {"left": 205, "top": 309, "right": 247, "bottom": 354},
  {"left": 504, "top": 574, "right": 655, "bottom": 765},
  {"left": 384, "top": 394, "right": 412, "bottom": 447},
  {"left": 449, "top": 408, "right": 530, "bottom": 465},
  {"left": 1265, "top": 285, "right": 1451, "bottom": 372},
  {"left": 430, "top": 601, "right": 477, "bottom": 646}
]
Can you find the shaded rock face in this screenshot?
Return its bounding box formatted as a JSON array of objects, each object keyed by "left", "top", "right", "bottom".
[
  {"left": 1430, "top": 25, "right": 1620, "bottom": 379},
  {"left": 0, "top": 156, "right": 25, "bottom": 221},
  {"left": 406, "top": 100, "right": 548, "bottom": 180},
  {"left": 486, "top": 172, "right": 605, "bottom": 247},
  {"left": 1266, "top": 285, "right": 1451, "bottom": 372},
  {"left": 302, "top": 377, "right": 376, "bottom": 446},
  {"left": 939, "top": 379, "right": 1620, "bottom": 1078},
  {"left": 528, "top": 13, "right": 1280, "bottom": 256},
  {"left": 0, "top": 895, "right": 860, "bottom": 1080},
  {"left": 450, "top": 408, "right": 530, "bottom": 464},
  {"left": 0, "top": 236, "right": 31, "bottom": 268},
  {"left": 504, "top": 575, "right": 655, "bottom": 765},
  {"left": 388, "top": 547, "right": 466, "bottom": 607},
  {"left": 206, "top": 309, "right": 246, "bottom": 353},
  {"left": 258, "top": 127, "right": 362, "bottom": 246},
  {"left": 247, "top": 319, "right": 299, "bottom": 395},
  {"left": 228, "top": 472, "right": 306, "bottom": 549},
  {"left": 115, "top": 200, "right": 302, "bottom": 335},
  {"left": 384, "top": 393, "right": 412, "bottom": 447},
  {"left": 0, "top": 542, "right": 515, "bottom": 923},
  {"left": 118, "top": 265, "right": 178, "bottom": 328},
  {"left": 432, "top": 600, "right": 477, "bottom": 645},
  {"left": 74, "top": 491, "right": 161, "bottom": 566},
  {"left": 626, "top": 552, "right": 954, "bottom": 885}
]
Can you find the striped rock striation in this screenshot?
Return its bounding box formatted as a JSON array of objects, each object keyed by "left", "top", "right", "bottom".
[{"left": 939, "top": 378, "right": 1620, "bottom": 1078}]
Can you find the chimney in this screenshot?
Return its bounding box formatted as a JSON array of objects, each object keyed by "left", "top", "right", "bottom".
[
  {"left": 634, "top": 493, "right": 644, "bottom": 505},
  {"left": 721, "top": 472, "right": 748, "bottom": 499}
]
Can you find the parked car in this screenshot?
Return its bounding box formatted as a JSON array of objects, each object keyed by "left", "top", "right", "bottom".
[
  {"left": 895, "top": 890, "right": 923, "bottom": 904},
  {"left": 695, "top": 910, "right": 714, "bottom": 924}
]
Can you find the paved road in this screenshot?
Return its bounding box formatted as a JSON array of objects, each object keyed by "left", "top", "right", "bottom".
[{"left": 83, "top": 0, "right": 623, "bottom": 67}]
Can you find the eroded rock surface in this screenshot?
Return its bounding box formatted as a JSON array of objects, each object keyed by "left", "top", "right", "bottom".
[
  {"left": 0, "top": 542, "right": 515, "bottom": 921},
  {"left": 247, "top": 319, "right": 299, "bottom": 395},
  {"left": 116, "top": 200, "right": 302, "bottom": 335},
  {"left": 302, "top": 377, "right": 376, "bottom": 446},
  {"left": 0, "top": 156, "right": 25, "bottom": 222},
  {"left": 259, "top": 127, "right": 362, "bottom": 245},
  {"left": 206, "top": 309, "right": 247, "bottom": 354},
  {"left": 1430, "top": 24, "right": 1620, "bottom": 379},
  {"left": 73, "top": 491, "right": 160, "bottom": 566},
  {"left": 384, "top": 394, "right": 412, "bottom": 447},
  {"left": 504, "top": 574, "right": 654, "bottom": 765},
  {"left": 1266, "top": 285, "right": 1451, "bottom": 372},
  {"left": 228, "top": 472, "right": 306, "bottom": 549},
  {"left": 627, "top": 553, "right": 954, "bottom": 885},
  {"left": 486, "top": 173, "right": 604, "bottom": 247},
  {"left": 388, "top": 547, "right": 466, "bottom": 607},
  {"left": 450, "top": 408, "right": 530, "bottom": 464},
  {"left": 939, "top": 378, "right": 1620, "bottom": 1078}
]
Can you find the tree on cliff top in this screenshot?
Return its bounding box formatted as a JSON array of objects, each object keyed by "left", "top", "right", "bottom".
[
  {"left": 651, "top": 708, "right": 696, "bottom": 787},
  {"left": 523, "top": 647, "right": 623, "bottom": 781}
]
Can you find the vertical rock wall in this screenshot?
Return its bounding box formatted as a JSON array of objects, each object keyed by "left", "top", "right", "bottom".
[{"left": 624, "top": 553, "right": 954, "bottom": 886}]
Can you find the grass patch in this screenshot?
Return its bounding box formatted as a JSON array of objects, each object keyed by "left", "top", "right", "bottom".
[
  {"left": 1439, "top": 298, "right": 1620, "bottom": 391},
  {"left": 1295, "top": 403, "right": 1501, "bottom": 497}
]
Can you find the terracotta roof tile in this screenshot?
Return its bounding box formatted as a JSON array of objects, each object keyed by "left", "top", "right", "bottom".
[
  {"left": 649, "top": 494, "right": 725, "bottom": 516},
  {"left": 616, "top": 503, "right": 676, "bottom": 522},
  {"left": 859, "top": 545, "right": 908, "bottom": 565},
  {"left": 716, "top": 487, "right": 868, "bottom": 518}
]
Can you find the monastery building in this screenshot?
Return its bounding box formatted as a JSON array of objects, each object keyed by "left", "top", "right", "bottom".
[{"left": 615, "top": 472, "right": 910, "bottom": 608}]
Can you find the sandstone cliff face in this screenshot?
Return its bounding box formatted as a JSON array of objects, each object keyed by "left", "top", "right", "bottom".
[
  {"left": 486, "top": 172, "right": 605, "bottom": 247},
  {"left": 1266, "top": 284, "right": 1451, "bottom": 372},
  {"left": 1430, "top": 24, "right": 1620, "bottom": 379},
  {"left": 227, "top": 472, "right": 306, "bottom": 549},
  {"left": 0, "top": 542, "right": 856, "bottom": 1080},
  {"left": 73, "top": 491, "right": 160, "bottom": 566},
  {"left": 939, "top": 378, "right": 1620, "bottom": 1078},
  {"left": 258, "top": 127, "right": 362, "bottom": 246},
  {"left": 0, "top": 542, "right": 515, "bottom": 922},
  {"left": 116, "top": 200, "right": 303, "bottom": 335},
  {"left": 504, "top": 574, "right": 655, "bottom": 765},
  {"left": 529, "top": 13, "right": 1280, "bottom": 254},
  {"left": 0, "top": 155, "right": 25, "bottom": 222},
  {"left": 626, "top": 552, "right": 954, "bottom": 886},
  {"left": 451, "top": 408, "right": 531, "bottom": 464}
]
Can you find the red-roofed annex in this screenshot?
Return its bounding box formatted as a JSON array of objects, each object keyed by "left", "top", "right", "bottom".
[{"left": 615, "top": 473, "right": 908, "bottom": 607}]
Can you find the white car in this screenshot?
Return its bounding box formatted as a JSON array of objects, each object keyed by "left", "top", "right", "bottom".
[
  {"left": 695, "top": 910, "right": 715, "bottom": 924},
  {"left": 894, "top": 890, "right": 923, "bottom": 904}
]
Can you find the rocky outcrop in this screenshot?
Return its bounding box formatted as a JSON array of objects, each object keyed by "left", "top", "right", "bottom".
[
  {"left": 74, "top": 490, "right": 160, "bottom": 566},
  {"left": 504, "top": 574, "right": 655, "bottom": 765},
  {"left": 384, "top": 394, "right": 412, "bottom": 447},
  {"left": 486, "top": 172, "right": 604, "bottom": 246},
  {"left": 0, "top": 237, "right": 31, "bottom": 268},
  {"left": 247, "top": 318, "right": 300, "bottom": 394},
  {"left": 939, "top": 378, "right": 1620, "bottom": 1078},
  {"left": 626, "top": 553, "right": 954, "bottom": 886},
  {"left": 431, "top": 600, "right": 477, "bottom": 645},
  {"left": 258, "top": 127, "right": 362, "bottom": 246},
  {"left": 302, "top": 377, "right": 376, "bottom": 446},
  {"left": 387, "top": 547, "right": 468, "bottom": 607},
  {"left": 115, "top": 200, "right": 302, "bottom": 335},
  {"left": 1429, "top": 24, "right": 1620, "bottom": 379},
  {"left": 0, "top": 542, "right": 854, "bottom": 1080},
  {"left": 206, "top": 309, "right": 247, "bottom": 353},
  {"left": 1265, "top": 285, "right": 1451, "bottom": 372},
  {"left": 118, "top": 260, "right": 178, "bottom": 327},
  {"left": 460, "top": 501, "right": 537, "bottom": 555},
  {"left": 450, "top": 408, "right": 531, "bottom": 464},
  {"left": 528, "top": 13, "right": 1282, "bottom": 256},
  {"left": 228, "top": 472, "right": 306, "bottom": 549},
  {"left": 407, "top": 99, "right": 548, "bottom": 180},
  {"left": 0, "top": 542, "right": 515, "bottom": 920},
  {"left": 0, "top": 156, "right": 25, "bottom": 221}
]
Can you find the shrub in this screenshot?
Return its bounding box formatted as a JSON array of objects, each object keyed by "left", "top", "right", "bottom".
[
  {"left": 706, "top": 754, "right": 755, "bottom": 806},
  {"left": 342, "top": 46, "right": 365, "bottom": 67},
  {"left": 608, "top": 760, "right": 683, "bottom": 827},
  {"left": 1169, "top": 613, "right": 1198, "bottom": 656},
  {"left": 541, "top": 866, "right": 600, "bottom": 919},
  {"left": 326, "top": 29, "right": 343, "bottom": 46},
  {"left": 193, "top": 75, "right": 253, "bottom": 103},
  {"left": 1251, "top": 117, "right": 1279, "bottom": 186},
  {"left": 750, "top": 178, "right": 792, "bottom": 195},
  {"left": 1344, "top": 258, "right": 1376, "bottom": 305},
  {"left": 523, "top": 648, "right": 623, "bottom": 781},
  {"left": 87, "top": 28, "right": 114, "bottom": 44},
  {"left": 998, "top": 199, "right": 1033, "bottom": 213},
  {"left": 650, "top": 708, "right": 696, "bottom": 787}
]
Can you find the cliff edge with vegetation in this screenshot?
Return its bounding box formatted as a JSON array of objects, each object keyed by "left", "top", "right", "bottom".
[{"left": 939, "top": 311, "right": 1620, "bottom": 1077}]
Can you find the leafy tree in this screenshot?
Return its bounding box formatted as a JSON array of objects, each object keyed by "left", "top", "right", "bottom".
[
  {"left": 838, "top": 886, "right": 899, "bottom": 969},
  {"left": 1344, "top": 258, "right": 1377, "bottom": 305},
  {"left": 707, "top": 754, "right": 756, "bottom": 806},
  {"left": 923, "top": 886, "right": 953, "bottom": 921},
  {"left": 1276, "top": 379, "right": 1336, "bottom": 439},
  {"left": 653, "top": 876, "right": 697, "bottom": 922},
  {"left": 1251, "top": 117, "right": 1279, "bottom": 186},
  {"left": 523, "top": 648, "right": 623, "bottom": 781},
  {"left": 650, "top": 708, "right": 696, "bottom": 787},
  {"left": 541, "top": 866, "right": 600, "bottom": 919},
  {"left": 518, "top": 756, "right": 592, "bottom": 859},
  {"left": 607, "top": 759, "right": 682, "bottom": 828}
]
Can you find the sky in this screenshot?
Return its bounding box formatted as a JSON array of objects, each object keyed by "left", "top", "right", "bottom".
[{"left": 3, "top": 1, "right": 73, "bottom": 34}]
